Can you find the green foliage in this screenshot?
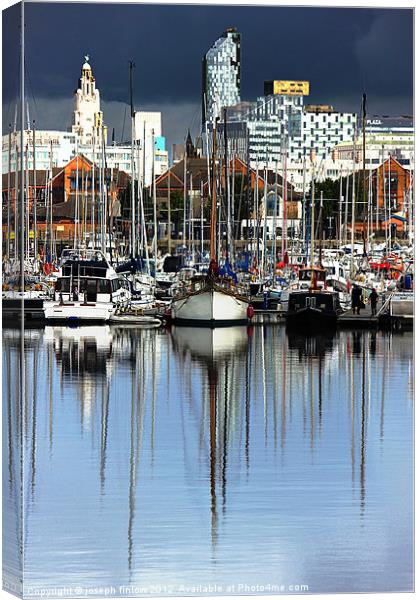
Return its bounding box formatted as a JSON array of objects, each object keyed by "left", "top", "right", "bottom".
[{"left": 314, "top": 173, "right": 371, "bottom": 220}]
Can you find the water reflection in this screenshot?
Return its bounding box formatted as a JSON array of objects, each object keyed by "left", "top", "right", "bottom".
[
  {"left": 2, "top": 325, "right": 413, "bottom": 595},
  {"left": 171, "top": 325, "right": 249, "bottom": 553}
]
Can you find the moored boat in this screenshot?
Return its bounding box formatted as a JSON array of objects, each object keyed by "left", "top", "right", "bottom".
[
  {"left": 170, "top": 117, "right": 252, "bottom": 327},
  {"left": 286, "top": 289, "right": 341, "bottom": 331},
  {"left": 43, "top": 250, "right": 130, "bottom": 323},
  {"left": 2, "top": 276, "right": 53, "bottom": 322},
  {"left": 285, "top": 267, "right": 341, "bottom": 331},
  {"left": 171, "top": 272, "right": 251, "bottom": 326}
]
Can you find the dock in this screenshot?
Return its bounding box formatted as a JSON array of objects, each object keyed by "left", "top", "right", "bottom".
[
  {"left": 253, "top": 309, "right": 285, "bottom": 324},
  {"left": 338, "top": 306, "right": 379, "bottom": 328}
]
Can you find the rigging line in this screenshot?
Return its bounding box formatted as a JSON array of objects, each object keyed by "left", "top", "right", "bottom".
[
  {"left": 188, "top": 103, "right": 201, "bottom": 137},
  {"left": 121, "top": 103, "right": 127, "bottom": 143},
  {"left": 5, "top": 43, "right": 21, "bottom": 129},
  {"left": 24, "top": 59, "right": 39, "bottom": 123}
]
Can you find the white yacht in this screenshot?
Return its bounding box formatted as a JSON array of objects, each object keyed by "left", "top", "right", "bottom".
[{"left": 44, "top": 250, "right": 131, "bottom": 323}]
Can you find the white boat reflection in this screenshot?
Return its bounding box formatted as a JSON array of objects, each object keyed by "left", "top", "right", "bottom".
[{"left": 170, "top": 324, "right": 249, "bottom": 365}]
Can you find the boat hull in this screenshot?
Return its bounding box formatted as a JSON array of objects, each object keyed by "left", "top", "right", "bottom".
[
  {"left": 390, "top": 292, "right": 414, "bottom": 319},
  {"left": 2, "top": 295, "right": 46, "bottom": 322},
  {"left": 286, "top": 307, "right": 338, "bottom": 331},
  {"left": 171, "top": 288, "right": 249, "bottom": 326},
  {"left": 44, "top": 301, "right": 114, "bottom": 323}
]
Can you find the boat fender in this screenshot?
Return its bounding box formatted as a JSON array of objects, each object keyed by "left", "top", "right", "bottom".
[{"left": 247, "top": 305, "right": 255, "bottom": 319}]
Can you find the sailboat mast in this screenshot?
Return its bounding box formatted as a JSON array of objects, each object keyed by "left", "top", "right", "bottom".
[
  {"left": 368, "top": 155, "right": 372, "bottom": 251},
  {"left": 408, "top": 154, "right": 413, "bottom": 242},
  {"left": 15, "top": 139, "right": 19, "bottom": 261},
  {"left": 167, "top": 167, "right": 171, "bottom": 254},
  {"left": 74, "top": 138, "right": 79, "bottom": 249},
  {"left": 91, "top": 132, "right": 95, "bottom": 248},
  {"left": 183, "top": 142, "right": 187, "bottom": 252},
  {"left": 261, "top": 160, "right": 268, "bottom": 278},
  {"left": 223, "top": 108, "right": 230, "bottom": 259},
  {"left": 318, "top": 191, "right": 323, "bottom": 266},
  {"left": 282, "top": 137, "right": 287, "bottom": 259},
  {"left": 25, "top": 142, "right": 29, "bottom": 260},
  {"left": 344, "top": 167, "right": 350, "bottom": 245},
  {"left": 255, "top": 163, "right": 259, "bottom": 268},
  {"left": 129, "top": 61, "right": 136, "bottom": 257},
  {"left": 362, "top": 93, "right": 367, "bottom": 255},
  {"left": 32, "top": 121, "right": 37, "bottom": 262},
  {"left": 152, "top": 128, "right": 158, "bottom": 263},
  {"left": 272, "top": 160, "right": 278, "bottom": 284},
  {"left": 231, "top": 151, "right": 235, "bottom": 258},
  {"left": 19, "top": 0, "right": 26, "bottom": 440},
  {"left": 350, "top": 133, "right": 356, "bottom": 275},
  {"left": 210, "top": 121, "right": 217, "bottom": 261},
  {"left": 141, "top": 121, "right": 146, "bottom": 256},
  {"left": 189, "top": 173, "right": 193, "bottom": 261},
  {"left": 200, "top": 180, "right": 204, "bottom": 258},
  {"left": 102, "top": 132, "right": 111, "bottom": 261},
  {"left": 20, "top": 0, "right": 25, "bottom": 295},
  {"left": 310, "top": 161, "right": 315, "bottom": 267},
  {"left": 102, "top": 128, "right": 107, "bottom": 254},
  {"left": 301, "top": 156, "right": 306, "bottom": 244},
  {"left": 136, "top": 142, "right": 142, "bottom": 257},
  {"left": 338, "top": 167, "right": 343, "bottom": 248},
  {"left": 49, "top": 141, "right": 53, "bottom": 261},
  {"left": 388, "top": 154, "right": 392, "bottom": 251},
  {"left": 7, "top": 124, "right": 11, "bottom": 260}
]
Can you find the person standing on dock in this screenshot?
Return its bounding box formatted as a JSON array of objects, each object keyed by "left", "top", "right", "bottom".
[
  {"left": 351, "top": 285, "right": 362, "bottom": 315},
  {"left": 369, "top": 288, "right": 379, "bottom": 316}
]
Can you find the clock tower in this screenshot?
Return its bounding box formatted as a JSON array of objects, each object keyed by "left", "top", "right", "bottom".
[{"left": 71, "top": 55, "right": 106, "bottom": 145}]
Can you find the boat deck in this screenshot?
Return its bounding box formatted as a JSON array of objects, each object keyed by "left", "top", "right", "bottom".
[{"left": 338, "top": 306, "right": 379, "bottom": 328}]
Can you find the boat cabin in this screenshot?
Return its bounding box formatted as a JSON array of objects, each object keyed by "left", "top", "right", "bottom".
[
  {"left": 298, "top": 266, "right": 326, "bottom": 289},
  {"left": 54, "top": 252, "right": 130, "bottom": 304},
  {"left": 288, "top": 290, "right": 340, "bottom": 313}
]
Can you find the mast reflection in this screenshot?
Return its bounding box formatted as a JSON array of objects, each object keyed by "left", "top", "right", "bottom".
[
  {"left": 170, "top": 325, "right": 249, "bottom": 550},
  {"left": 2, "top": 322, "right": 411, "bottom": 591}
]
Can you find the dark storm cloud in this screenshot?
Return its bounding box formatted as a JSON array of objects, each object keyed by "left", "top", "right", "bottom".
[{"left": 2, "top": 3, "right": 413, "bottom": 143}]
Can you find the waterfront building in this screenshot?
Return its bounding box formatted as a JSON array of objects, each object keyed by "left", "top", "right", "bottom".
[
  {"left": 202, "top": 27, "right": 241, "bottom": 124},
  {"left": 293, "top": 105, "right": 357, "bottom": 162},
  {"left": 70, "top": 55, "right": 106, "bottom": 146},
  {"left": 134, "top": 111, "right": 169, "bottom": 186},
  {"left": 2, "top": 58, "right": 168, "bottom": 186},
  {"left": 2, "top": 128, "right": 133, "bottom": 176},
  {"left": 2, "top": 153, "right": 131, "bottom": 248},
  {"left": 209, "top": 75, "right": 358, "bottom": 191},
  {"left": 2, "top": 129, "right": 77, "bottom": 172},
  {"left": 333, "top": 116, "right": 414, "bottom": 168},
  {"left": 373, "top": 156, "right": 412, "bottom": 214}
]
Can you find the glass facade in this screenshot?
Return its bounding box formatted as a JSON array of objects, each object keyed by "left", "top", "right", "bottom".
[{"left": 203, "top": 28, "right": 241, "bottom": 123}]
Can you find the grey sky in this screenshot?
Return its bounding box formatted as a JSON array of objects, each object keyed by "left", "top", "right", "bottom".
[{"left": 2, "top": 3, "right": 413, "bottom": 147}]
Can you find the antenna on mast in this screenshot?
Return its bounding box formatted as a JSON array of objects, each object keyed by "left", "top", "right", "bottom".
[{"left": 129, "top": 61, "right": 136, "bottom": 118}]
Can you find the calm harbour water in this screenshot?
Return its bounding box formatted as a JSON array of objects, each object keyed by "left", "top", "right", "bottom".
[{"left": 3, "top": 324, "right": 413, "bottom": 597}]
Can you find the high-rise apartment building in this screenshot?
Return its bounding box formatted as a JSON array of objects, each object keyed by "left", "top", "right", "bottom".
[
  {"left": 213, "top": 80, "right": 358, "bottom": 190},
  {"left": 202, "top": 28, "right": 241, "bottom": 124}
]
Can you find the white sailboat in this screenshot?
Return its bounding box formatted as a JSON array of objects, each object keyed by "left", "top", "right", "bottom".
[
  {"left": 171, "top": 277, "right": 250, "bottom": 324},
  {"left": 170, "top": 120, "right": 251, "bottom": 326}
]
